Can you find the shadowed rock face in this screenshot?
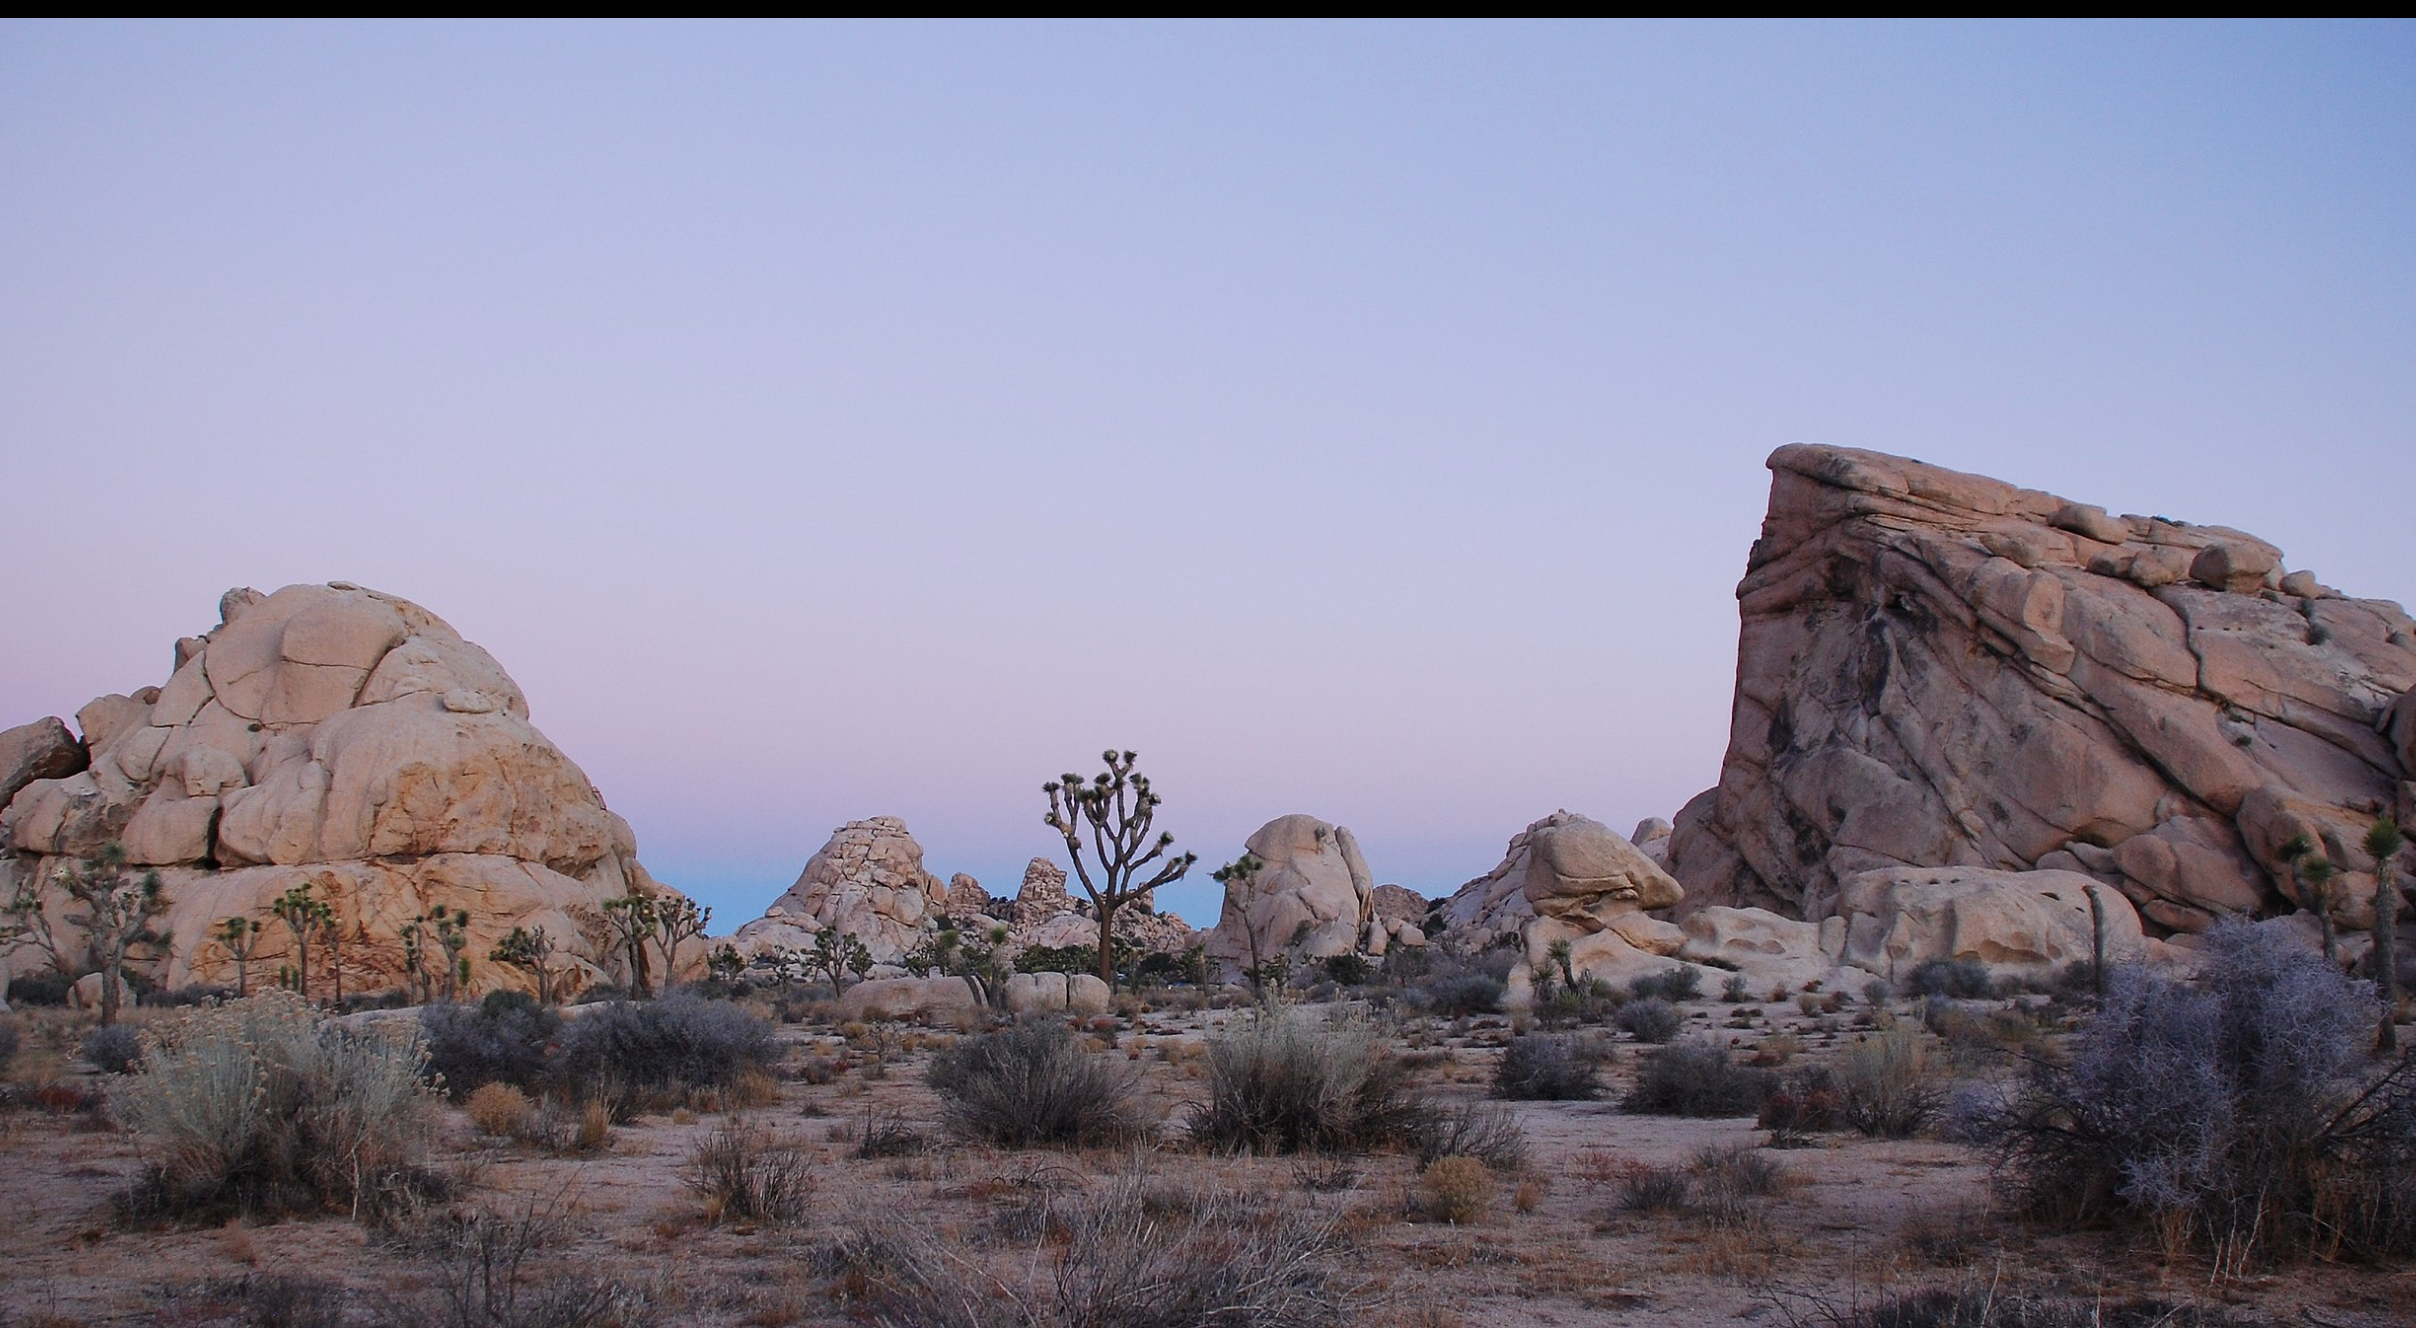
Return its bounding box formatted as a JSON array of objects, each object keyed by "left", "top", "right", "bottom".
[
  {"left": 0, "top": 582, "right": 679, "bottom": 997},
  {"left": 1668, "top": 445, "right": 2416, "bottom": 937}
]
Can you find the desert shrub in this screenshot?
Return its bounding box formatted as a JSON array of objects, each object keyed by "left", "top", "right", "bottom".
[
  {"left": 463, "top": 1082, "right": 533, "bottom": 1138},
  {"left": 1966, "top": 920, "right": 2416, "bottom": 1268},
  {"left": 1419, "top": 1156, "right": 1493, "bottom": 1224},
  {"left": 1310, "top": 953, "right": 1366, "bottom": 986},
  {"left": 149, "top": 984, "right": 235, "bottom": 1009},
  {"left": 926, "top": 1019, "right": 1144, "bottom": 1147},
  {"left": 1413, "top": 1100, "right": 1530, "bottom": 1172},
  {"left": 1630, "top": 966, "right": 1704, "bottom": 1003},
  {"left": 1624, "top": 1040, "right": 1773, "bottom": 1118},
  {"left": 419, "top": 998, "right": 557, "bottom": 1096},
  {"left": 1837, "top": 1028, "right": 1948, "bottom": 1138},
  {"left": 1016, "top": 942, "right": 1100, "bottom": 975},
  {"left": 687, "top": 1118, "right": 811, "bottom": 1226},
  {"left": 1905, "top": 957, "right": 1993, "bottom": 1000},
  {"left": 1492, "top": 1033, "right": 1606, "bottom": 1100},
  {"left": 1615, "top": 997, "right": 1683, "bottom": 1043},
  {"left": 835, "top": 1163, "right": 1352, "bottom": 1328},
  {"left": 114, "top": 991, "right": 442, "bottom": 1224},
  {"left": 1803, "top": 1287, "right": 2274, "bottom": 1327},
  {"left": 1412, "top": 972, "right": 1505, "bottom": 1017},
  {"left": 0, "top": 1018, "right": 19, "bottom": 1066},
  {"left": 550, "top": 995, "right": 778, "bottom": 1119},
  {"left": 1758, "top": 1064, "right": 1841, "bottom": 1142},
  {"left": 1189, "top": 1011, "right": 1425, "bottom": 1155},
  {"left": 1721, "top": 974, "right": 1753, "bottom": 1004},
  {"left": 6, "top": 973, "right": 74, "bottom": 1006},
  {"left": 1618, "top": 1165, "right": 1691, "bottom": 1213},
  {"left": 1535, "top": 974, "right": 1621, "bottom": 1026},
  {"left": 387, "top": 1201, "right": 655, "bottom": 1328},
  {"left": 83, "top": 1022, "right": 144, "bottom": 1074}
]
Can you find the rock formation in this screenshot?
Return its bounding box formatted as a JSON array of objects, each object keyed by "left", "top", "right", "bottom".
[
  {"left": 1204, "top": 814, "right": 1380, "bottom": 972},
  {"left": 735, "top": 817, "right": 947, "bottom": 963},
  {"left": 1439, "top": 811, "right": 1699, "bottom": 991},
  {"left": 943, "top": 872, "right": 990, "bottom": 920},
  {"left": 1667, "top": 445, "right": 2416, "bottom": 942},
  {"left": 0, "top": 582, "right": 679, "bottom": 998},
  {"left": 1009, "top": 857, "right": 1071, "bottom": 923}
]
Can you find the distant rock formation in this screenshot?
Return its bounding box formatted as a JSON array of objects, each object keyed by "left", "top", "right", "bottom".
[
  {"left": 735, "top": 817, "right": 947, "bottom": 963},
  {"left": 1439, "top": 811, "right": 1695, "bottom": 990},
  {"left": 1205, "top": 814, "right": 1398, "bottom": 972},
  {"left": 0, "top": 582, "right": 679, "bottom": 998},
  {"left": 1668, "top": 445, "right": 2416, "bottom": 941}
]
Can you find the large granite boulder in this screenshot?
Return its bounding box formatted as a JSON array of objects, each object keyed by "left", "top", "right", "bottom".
[
  {"left": 1835, "top": 866, "right": 2147, "bottom": 982},
  {"left": 1440, "top": 811, "right": 1696, "bottom": 998},
  {"left": 0, "top": 718, "right": 85, "bottom": 812},
  {"left": 0, "top": 583, "right": 680, "bottom": 998},
  {"left": 1667, "top": 445, "right": 2416, "bottom": 939},
  {"left": 734, "top": 817, "right": 947, "bottom": 963},
  {"left": 1204, "top": 814, "right": 1374, "bottom": 971}
]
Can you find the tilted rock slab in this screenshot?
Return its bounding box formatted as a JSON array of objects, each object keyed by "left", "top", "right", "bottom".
[
  {"left": 0, "top": 583, "right": 677, "bottom": 997},
  {"left": 1667, "top": 445, "right": 2416, "bottom": 938}
]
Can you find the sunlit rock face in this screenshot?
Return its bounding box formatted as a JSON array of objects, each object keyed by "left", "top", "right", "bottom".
[
  {"left": 1668, "top": 445, "right": 2416, "bottom": 939},
  {"left": 0, "top": 582, "right": 681, "bottom": 997}
]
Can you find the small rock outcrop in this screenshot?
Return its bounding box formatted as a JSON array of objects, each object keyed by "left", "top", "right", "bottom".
[
  {"left": 0, "top": 583, "right": 680, "bottom": 998},
  {"left": 1836, "top": 865, "right": 2146, "bottom": 982},
  {"left": 1010, "top": 857, "right": 1071, "bottom": 923},
  {"left": 735, "top": 817, "right": 946, "bottom": 963},
  {"left": 1668, "top": 445, "right": 2416, "bottom": 940},
  {"left": 1204, "top": 814, "right": 1376, "bottom": 972},
  {"left": 943, "top": 872, "right": 990, "bottom": 920},
  {"left": 1440, "top": 811, "right": 1698, "bottom": 992}
]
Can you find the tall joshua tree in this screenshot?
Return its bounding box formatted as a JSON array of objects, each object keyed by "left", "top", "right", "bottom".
[
  {"left": 1044, "top": 750, "right": 1197, "bottom": 993},
  {"left": 2369, "top": 816, "right": 2407, "bottom": 1053},
  {"left": 491, "top": 925, "right": 562, "bottom": 1005},
  {"left": 654, "top": 896, "right": 710, "bottom": 991},
  {"left": 271, "top": 883, "right": 332, "bottom": 1004},
  {"left": 600, "top": 891, "right": 658, "bottom": 998}
]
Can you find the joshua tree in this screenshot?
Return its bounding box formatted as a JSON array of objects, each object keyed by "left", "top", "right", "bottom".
[
  {"left": 1046, "top": 750, "right": 1197, "bottom": 993},
  {"left": 600, "top": 891, "right": 658, "bottom": 998},
  {"left": 270, "top": 883, "right": 332, "bottom": 1004},
  {"left": 810, "top": 926, "right": 872, "bottom": 993},
  {"left": 491, "top": 925, "right": 562, "bottom": 1006},
  {"left": 706, "top": 943, "right": 746, "bottom": 983},
  {"left": 1211, "top": 853, "right": 1276, "bottom": 996},
  {"left": 654, "top": 896, "right": 710, "bottom": 989},
  {"left": 1546, "top": 938, "right": 1577, "bottom": 987},
  {"left": 218, "top": 915, "right": 264, "bottom": 997},
  {"left": 2368, "top": 816, "right": 2407, "bottom": 1052},
  {"left": 320, "top": 900, "right": 347, "bottom": 1008},
  {"left": 2, "top": 843, "right": 170, "bottom": 1026},
  {"left": 2277, "top": 834, "right": 2341, "bottom": 966},
  {"left": 429, "top": 907, "right": 472, "bottom": 1001}
]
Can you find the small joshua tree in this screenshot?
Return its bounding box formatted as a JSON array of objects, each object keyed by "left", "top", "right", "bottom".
[
  {"left": 706, "top": 943, "right": 746, "bottom": 983},
  {"left": 1547, "top": 938, "right": 1577, "bottom": 987},
  {"left": 810, "top": 926, "right": 872, "bottom": 993},
  {"left": 2368, "top": 816, "right": 2407, "bottom": 1052},
  {"left": 2277, "top": 833, "right": 2341, "bottom": 966},
  {"left": 490, "top": 925, "right": 562, "bottom": 1006},
  {"left": 654, "top": 896, "right": 710, "bottom": 988},
  {"left": 3, "top": 843, "right": 170, "bottom": 1025},
  {"left": 219, "top": 915, "right": 264, "bottom": 998},
  {"left": 1210, "top": 853, "right": 1275, "bottom": 996},
  {"left": 1045, "top": 751, "right": 1198, "bottom": 993},
  {"left": 270, "top": 882, "right": 332, "bottom": 1004},
  {"left": 429, "top": 907, "right": 472, "bottom": 1001},
  {"left": 600, "top": 891, "right": 658, "bottom": 998}
]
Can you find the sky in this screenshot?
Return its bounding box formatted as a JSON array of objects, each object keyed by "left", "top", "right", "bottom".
[{"left": 2, "top": 20, "right": 2411, "bottom": 928}]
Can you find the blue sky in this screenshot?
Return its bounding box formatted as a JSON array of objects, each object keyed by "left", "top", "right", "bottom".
[{"left": 3, "top": 21, "right": 2410, "bottom": 925}]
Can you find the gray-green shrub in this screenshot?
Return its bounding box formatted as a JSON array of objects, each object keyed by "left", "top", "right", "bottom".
[
  {"left": 1188, "top": 1012, "right": 1426, "bottom": 1154},
  {"left": 926, "top": 1019, "right": 1145, "bottom": 1147},
  {"left": 1622, "top": 1040, "right": 1773, "bottom": 1118},
  {"left": 1836, "top": 1028, "right": 1947, "bottom": 1137},
  {"left": 1615, "top": 997, "right": 1683, "bottom": 1043},
  {"left": 1492, "top": 1033, "right": 1605, "bottom": 1100},
  {"left": 114, "top": 991, "right": 441, "bottom": 1223},
  {"left": 83, "top": 1023, "right": 144, "bottom": 1074}
]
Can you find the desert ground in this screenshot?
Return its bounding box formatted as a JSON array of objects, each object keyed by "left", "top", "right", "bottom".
[{"left": 2, "top": 976, "right": 2407, "bottom": 1328}]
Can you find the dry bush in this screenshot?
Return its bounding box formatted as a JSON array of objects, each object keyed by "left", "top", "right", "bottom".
[
  {"left": 1188, "top": 1012, "right": 1427, "bottom": 1155},
  {"left": 1778, "top": 1285, "right": 2272, "bottom": 1327},
  {"left": 1614, "top": 998, "right": 1683, "bottom": 1044},
  {"left": 81, "top": 1023, "right": 144, "bottom": 1074},
  {"left": 1492, "top": 1033, "right": 1606, "bottom": 1100},
  {"left": 1758, "top": 1065, "right": 1842, "bottom": 1146},
  {"left": 1418, "top": 1156, "right": 1494, "bottom": 1224},
  {"left": 927, "top": 1019, "right": 1146, "bottom": 1147},
  {"left": 1836, "top": 1028, "right": 1947, "bottom": 1138},
  {"left": 686, "top": 1118, "right": 812, "bottom": 1226},
  {"left": 1622, "top": 1040, "right": 1773, "bottom": 1117},
  {"left": 549, "top": 995, "right": 780, "bottom": 1121},
  {"left": 1412, "top": 1100, "right": 1529, "bottom": 1173},
  {"left": 465, "top": 1082, "right": 533, "bottom": 1138},
  {"left": 1963, "top": 920, "right": 2416, "bottom": 1270},
  {"left": 830, "top": 1163, "right": 1355, "bottom": 1328},
  {"left": 1616, "top": 1164, "right": 1690, "bottom": 1214},
  {"left": 114, "top": 991, "right": 443, "bottom": 1224},
  {"left": 385, "top": 1200, "right": 656, "bottom": 1328}
]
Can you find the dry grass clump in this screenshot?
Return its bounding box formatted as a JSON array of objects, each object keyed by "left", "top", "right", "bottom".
[
  {"left": 827, "top": 1163, "right": 1355, "bottom": 1328},
  {"left": 385, "top": 1199, "right": 657, "bottom": 1327},
  {"left": 464, "top": 1082, "right": 533, "bottom": 1138},
  {"left": 1492, "top": 1033, "right": 1606, "bottom": 1100},
  {"left": 114, "top": 990, "right": 443, "bottom": 1225},
  {"left": 686, "top": 1117, "right": 812, "bottom": 1226},
  {"left": 1835, "top": 1028, "right": 1948, "bottom": 1138},
  {"left": 1418, "top": 1156, "right": 1495, "bottom": 1224},
  {"left": 1188, "top": 1011, "right": 1427, "bottom": 1155},
  {"left": 1413, "top": 1100, "right": 1529, "bottom": 1173},
  {"left": 926, "top": 1018, "right": 1146, "bottom": 1147}
]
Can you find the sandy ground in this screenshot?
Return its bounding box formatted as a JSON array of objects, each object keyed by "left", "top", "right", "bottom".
[{"left": 1, "top": 993, "right": 2409, "bottom": 1327}]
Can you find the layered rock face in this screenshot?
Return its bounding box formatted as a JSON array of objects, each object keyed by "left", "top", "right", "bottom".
[
  {"left": 736, "top": 817, "right": 947, "bottom": 962},
  {"left": 1667, "top": 445, "right": 2416, "bottom": 940},
  {"left": 1439, "top": 811, "right": 1696, "bottom": 990},
  {"left": 0, "top": 583, "right": 674, "bottom": 996},
  {"left": 1205, "top": 814, "right": 1385, "bottom": 971}
]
